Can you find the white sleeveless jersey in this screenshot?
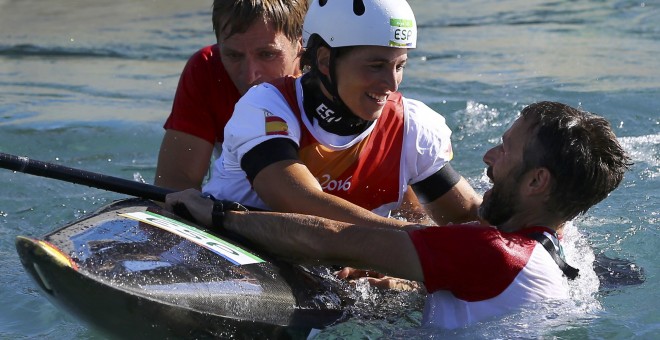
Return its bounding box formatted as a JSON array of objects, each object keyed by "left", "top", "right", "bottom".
[{"left": 203, "top": 77, "right": 453, "bottom": 215}]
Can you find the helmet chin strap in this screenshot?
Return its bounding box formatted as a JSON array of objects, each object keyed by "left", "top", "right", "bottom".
[
  {"left": 303, "top": 47, "right": 373, "bottom": 136},
  {"left": 318, "top": 48, "right": 353, "bottom": 115}
]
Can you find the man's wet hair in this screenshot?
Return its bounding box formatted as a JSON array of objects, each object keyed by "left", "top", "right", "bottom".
[
  {"left": 520, "top": 101, "right": 633, "bottom": 220},
  {"left": 212, "top": 0, "right": 308, "bottom": 42}
]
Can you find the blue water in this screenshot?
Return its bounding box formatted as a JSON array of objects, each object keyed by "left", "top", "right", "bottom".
[{"left": 1, "top": 0, "right": 658, "bottom": 338}]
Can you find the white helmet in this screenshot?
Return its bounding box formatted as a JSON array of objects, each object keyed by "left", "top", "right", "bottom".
[{"left": 302, "top": 0, "right": 417, "bottom": 49}]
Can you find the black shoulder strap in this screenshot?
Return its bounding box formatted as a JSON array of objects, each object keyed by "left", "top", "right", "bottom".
[{"left": 529, "top": 232, "right": 580, "bottom": 280}]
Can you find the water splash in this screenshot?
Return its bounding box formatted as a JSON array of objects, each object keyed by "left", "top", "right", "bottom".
[
  {"left": 562, "top": 221, "right": 602, "bottom": 310},
  {"left": 619, "top": 133, "right": 660, "bottom": 180},
  {"left": 133, "top": 172, "right": 147, "bottom": 184}
]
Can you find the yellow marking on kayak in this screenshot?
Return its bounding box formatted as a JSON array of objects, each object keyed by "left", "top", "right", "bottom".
[{"left": 37, "top": 240, "right": 78, "bottom": 270}]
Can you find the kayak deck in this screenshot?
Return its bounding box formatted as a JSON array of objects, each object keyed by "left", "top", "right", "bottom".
[{"left": 16, "top": 198, "right": 345, "bottom": 339}]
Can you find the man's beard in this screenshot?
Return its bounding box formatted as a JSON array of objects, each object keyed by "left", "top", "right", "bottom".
[{"left": 479, "top": 176, "right": 520, "bottom": 226}]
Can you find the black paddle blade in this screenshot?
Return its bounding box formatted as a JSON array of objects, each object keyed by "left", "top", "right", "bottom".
[{"left": 594, "top": 253, "right": 645, "bottom": 291}]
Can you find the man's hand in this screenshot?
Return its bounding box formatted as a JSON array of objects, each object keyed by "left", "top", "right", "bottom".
[{"left": 335, "top": 267, "right": 423, "bottom": 292}]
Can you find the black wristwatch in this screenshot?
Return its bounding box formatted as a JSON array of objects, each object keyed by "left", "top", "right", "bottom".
[
  {"left": 204, "top": 194, "right": 248, "bottom": 228},
  {"left": 211, "top": 200, "right": 226, "bottom": 229}
]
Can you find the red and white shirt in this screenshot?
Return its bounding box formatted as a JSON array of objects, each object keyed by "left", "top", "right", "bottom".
[
  {"left": 407, "top": 225, "right": 570, "bottom": 329},
  {"left": 203, "top": 76, "right": 454, "bottom": 215},
  {"left": 163, "top": 44, "right": 241, "bottom": 154}
]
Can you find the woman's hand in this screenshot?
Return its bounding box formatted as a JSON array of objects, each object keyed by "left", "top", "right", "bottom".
[
  {"left": 335, "top": 267, "right": 423, "bottom": 292},
  {"left": 165, "top": 188, "right": 214, "bottom": 226}
]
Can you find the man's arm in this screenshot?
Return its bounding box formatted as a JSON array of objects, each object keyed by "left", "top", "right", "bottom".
[
  {"left": 155, "top": 129, "right": 214, "bottom": 191},
  {"left": 224, "top": 210, "right": 425, "bottom": 282},
  {"left": 252, "top": 159, "right": 408, "bottom": 229}
]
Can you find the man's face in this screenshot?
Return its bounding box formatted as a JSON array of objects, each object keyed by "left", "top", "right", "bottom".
[
  {"left": 479, "top": 118, "right": 530, "bottom": 226},
  {"left": 219, "top": 19, "right": 302, "bottom": 95}
]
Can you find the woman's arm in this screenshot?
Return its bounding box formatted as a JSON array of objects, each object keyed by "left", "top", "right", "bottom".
[
  {"left": 421, "top": 177, "right": 482, "bottom": 225},
  {"left": 252, "top": 159, "right": 408, "bottom": 229}
]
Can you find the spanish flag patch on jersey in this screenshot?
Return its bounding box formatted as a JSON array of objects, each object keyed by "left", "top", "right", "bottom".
[{"left": 264, "top": 110, "right": 288, "bottom": 136}]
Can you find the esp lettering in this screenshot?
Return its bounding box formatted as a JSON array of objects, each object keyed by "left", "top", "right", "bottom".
[
  {"left": 394, "top": 28, "right": 413, "bottom": 41},
  {"left": 316, "top": 103, "right": 342, "bottom": 123}
]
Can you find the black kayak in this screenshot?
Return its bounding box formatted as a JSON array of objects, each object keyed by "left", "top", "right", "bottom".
[{"left": 15, "top": 198, "right": 346, "bottom": 339}]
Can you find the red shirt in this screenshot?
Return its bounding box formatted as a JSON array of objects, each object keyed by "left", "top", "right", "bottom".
[
  {"left": 163, "top": 44, "right": 241, "bottom": 145},
  {"left": 408, "top": 225, "right": 565, "bottom": 299},
  {"left": 406, "top": 225, "right": 569, "bottom": 329}
]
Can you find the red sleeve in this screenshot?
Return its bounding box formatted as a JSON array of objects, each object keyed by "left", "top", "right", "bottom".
[
  {"left": 163, "top": 44, "right": 241, "bottom": 144},
  {"left": 407, "top": 225, "right": 535, "bottom": 301}
]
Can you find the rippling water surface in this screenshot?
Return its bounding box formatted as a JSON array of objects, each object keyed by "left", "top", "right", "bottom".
[{"left": 1, "top": 0, "right": 658, "bottom": 338}]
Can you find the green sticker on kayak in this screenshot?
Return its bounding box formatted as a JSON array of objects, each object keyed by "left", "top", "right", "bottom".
[{"left": 120, "top": 211, "right": 264, "bottom": 265}]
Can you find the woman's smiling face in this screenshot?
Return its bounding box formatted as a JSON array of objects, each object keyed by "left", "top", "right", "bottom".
[{"left": 326, "top": 46, "right": 408, "bottom": 121}]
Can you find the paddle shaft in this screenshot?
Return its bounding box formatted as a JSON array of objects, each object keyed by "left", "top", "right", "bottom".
[{"left": 0, "top": 152, "right": 171, "bottom": 202}]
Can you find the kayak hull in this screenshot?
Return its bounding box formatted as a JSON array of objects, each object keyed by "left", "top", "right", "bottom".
[{"left": 16, "top": 198, "right": 345, "bottom": 339}]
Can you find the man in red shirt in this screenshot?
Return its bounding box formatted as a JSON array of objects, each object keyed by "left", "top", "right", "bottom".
[{"left": 155, "top": 0, "right": 308, "bottom": 191}]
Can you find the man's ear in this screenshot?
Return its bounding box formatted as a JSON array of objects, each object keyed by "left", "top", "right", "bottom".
[
  {"left": 316, "top": 46, "right": 331, "bottom": 77},
  {"left": 296, "top": 37, "right": 304, "bottom": 56},
  {"left": 526, "top": 167, "right": 552, "bottom": 197}
]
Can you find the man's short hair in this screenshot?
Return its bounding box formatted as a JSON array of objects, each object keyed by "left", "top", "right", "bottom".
[
  {"left": 520, "top": 101, "right": 632, "bottom": 220},
  {"left": 212, "top": 0, "right": 308, "bottom": 42}
]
